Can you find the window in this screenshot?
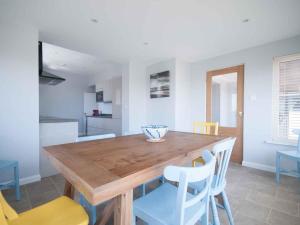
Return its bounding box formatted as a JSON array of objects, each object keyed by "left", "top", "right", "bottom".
[{"left": 272, "top": 54, "right": 300, "bottom": 144}]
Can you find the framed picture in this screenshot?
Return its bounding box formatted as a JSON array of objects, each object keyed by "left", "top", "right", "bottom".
[{"left": 150, "top": 71, "right": 170, "bottom": 98}]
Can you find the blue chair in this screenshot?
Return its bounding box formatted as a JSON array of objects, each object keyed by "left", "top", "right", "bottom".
[
  {"left": 190, "top": 138, "right": 236, "bottom": 225},
  {"left": 276, "top": 129, "right": 300, "bottom": 184},
  {"left": 0, "top": 160, "right": 20, "bottom": 201},
  {"left": 133, "top": 150, "right": 216, "bottom": 225}
]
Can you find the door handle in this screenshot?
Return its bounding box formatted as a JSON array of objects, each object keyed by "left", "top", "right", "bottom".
[{"left": 238, "top": 112, "right": 243, "bottom": 117}]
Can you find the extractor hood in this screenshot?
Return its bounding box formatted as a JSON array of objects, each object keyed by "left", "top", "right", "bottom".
[{"left": 39, "top": 42, "right": 65, "bottom": 85}]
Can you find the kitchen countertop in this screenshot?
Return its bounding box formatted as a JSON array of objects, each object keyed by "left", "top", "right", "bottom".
[
  {"left": 39, "top": 116, "right": 78, "bottom": 123},
  {"left": 86, "top": 114, "right": 113, "bottom": 119}
]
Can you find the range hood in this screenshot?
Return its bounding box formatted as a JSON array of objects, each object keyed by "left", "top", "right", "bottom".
[{"left": 39, "top": 42, "right": 65, "bottom": 85}]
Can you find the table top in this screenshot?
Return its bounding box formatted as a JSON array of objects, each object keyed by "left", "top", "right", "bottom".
[{"left": 44, "top": 131, "right": 229, "bottom": 204}]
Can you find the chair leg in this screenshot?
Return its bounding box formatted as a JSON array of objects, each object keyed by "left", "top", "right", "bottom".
[
  {"left": 201, "top": 212, "right": 208, "bottom": 225},
  {"left": 141, "top": 184, "right": 146, "bottom": 196},
  {"left": 210, "top": 195, "right": 220, "bottom": 225},
  {"left": 297, "top": 161, "right": 300, "bottom": 178},
  {"left": 79, "top": 194, "right": 86, "bottom": 207},
  {"left": 132, "top": 214, "right": 136, "bottom": 225},
  {"left": 221, "top": 191, "right": 234, "bottom": 225},
  {"left": 79, "top": 194, "right": 97, "bottom": 225},
  {"left": 90, "top": 205, "right": 97, "bottom": 225},
  {"left": 14, "top": 164, "right": 20, "bottom": 201},
  {"left": 276, "top": 153, "right": 281, "bottom": 184},
  {"left": 160, "top": 176, "right": 165, "bottom": 184}
]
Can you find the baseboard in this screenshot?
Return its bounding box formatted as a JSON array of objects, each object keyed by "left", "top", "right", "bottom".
[
  {"left": 242, "top": 161, "right": 275, "bottom": 173},
  {"left": 20, "top": 174, "right": 41, "bottom": 185}
]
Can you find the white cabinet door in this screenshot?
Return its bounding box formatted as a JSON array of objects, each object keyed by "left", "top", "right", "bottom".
[
  {"left": 103, "top": 80, "right": 113, "bottom": 102},
  {"left": 84, "top": 93, "right": 96, "bottom": 114},
  {"left": 87, "top": 117, "right": 104, "bottom": 128},
  {"left": 87, "top": 117, "right": 122, "bottom": 136}
]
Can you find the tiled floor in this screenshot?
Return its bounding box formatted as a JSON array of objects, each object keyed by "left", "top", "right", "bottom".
[{"left": 2, "top": 163, "right": 300, "bottom": 225}]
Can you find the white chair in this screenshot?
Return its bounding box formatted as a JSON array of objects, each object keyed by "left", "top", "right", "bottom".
[
  {"left": 76, "top": 133, "right": 115, "bottom": 225},
  {"left": 133, "top": 150, "right": 216, "bottom": 225},
  {"left": 190, "top": 137, "right": 236, "bottom": 225}
]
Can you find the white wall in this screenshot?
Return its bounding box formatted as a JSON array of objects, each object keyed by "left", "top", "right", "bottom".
[
  {"left": 39, "top": 71, "right": 90, "bottom": 134},
  {"left": 174, "top": 60, "right": 192, "bottom": 132},
  {"left": 122, "top": 59, "right": 192, "bottom": 134},
  {"left": 0, "top": 23, "right": 40, "bottom": 184},
  {"left": 146, "top": 59, "right": 176, "bottom": 130},
  {"left": 122, "top": 61, "right": 147, "bottom": 134},
  {"left": 122, "top": 63, "right": 130, "bottom": 134},
  {"left": 191, "top": 35, "right": 300, "bottom": 171}
]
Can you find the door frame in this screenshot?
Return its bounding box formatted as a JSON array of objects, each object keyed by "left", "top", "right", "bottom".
[{"left": 206, "top": 65, "right": 244, "bottom": 163}]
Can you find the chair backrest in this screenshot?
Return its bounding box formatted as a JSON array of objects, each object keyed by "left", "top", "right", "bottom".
[
  {"left": 0, "top": 192, "right": 18, "bottom": 223},
  {"left": 292, "top": 129, "right": 300, "bottom": 153},
  {"left": 76, "top": 133, "right": 116, "bottom": 142},
  {"left": 164, "top": 150, "right": 216, "bottom": 225},
  {"left": 211, "top": 138, "right": 236, "bottom": 190},
  {"left": 193, "top": 121, "right": 219, "bottom": 135}
]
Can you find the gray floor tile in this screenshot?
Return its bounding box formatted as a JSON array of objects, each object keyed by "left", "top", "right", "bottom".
[
  {"left": 234, "top": 199, "right": 271, "bottom": 222},
  {"left": 268, "top": 209, "right": 300, "bottom": 225},
  {"left": 234, "top": 212, "right": 269, "bottom": 225},
  {"left": 2, "top": 163, "right": 300, "bottom": 224},
  {"left": 247, "top": 190, "right": 299, "bottom": 216}
]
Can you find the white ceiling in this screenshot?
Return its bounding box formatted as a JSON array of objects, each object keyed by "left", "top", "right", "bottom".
[
  {"left": 1, "top": 0, "right": 300, "bottom": 64},
  {"left": 42, "top": 42, "right": 121, "bottom": 77}
]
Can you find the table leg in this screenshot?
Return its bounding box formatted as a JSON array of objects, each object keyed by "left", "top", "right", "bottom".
[
  {"left": 114, "top": 189, "right": 133, "bottom": 225},
  {"left": 64, "top": 180, "right": 75, "bottom": 199},
  {"left": 95, "top": 200, "right": 115, "bottom": 225}
]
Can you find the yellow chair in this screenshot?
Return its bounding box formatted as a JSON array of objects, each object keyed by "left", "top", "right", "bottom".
[
  {"left": 192, "top": 122, "right": 219, "bottom": 167},
  {"left": 0, "top": 191, "right": 89, "bottom": 225}
]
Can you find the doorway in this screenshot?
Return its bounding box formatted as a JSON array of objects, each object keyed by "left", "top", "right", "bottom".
[{"left": 206, "top": 65, "right": 244, "bottom": 163}]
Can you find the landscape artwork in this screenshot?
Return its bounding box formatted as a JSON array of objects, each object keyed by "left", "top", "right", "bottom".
[{"left": 150, "top": 71, "right": 170, "bottom": 98}]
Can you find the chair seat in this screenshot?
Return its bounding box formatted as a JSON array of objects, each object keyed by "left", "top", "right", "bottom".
[
  {"left": 277, "top": 150, "right": 300, "bottom": 159},
  {"left": 134, "top": 183, "right": 205, "bottom": 225},
  {"left": 8, "top": 196, "right": 88, "bottom": 225}
]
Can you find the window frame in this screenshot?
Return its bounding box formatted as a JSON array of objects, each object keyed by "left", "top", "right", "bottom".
[{"left": 272, "top": 53, "right": 300, "bottom": 145}]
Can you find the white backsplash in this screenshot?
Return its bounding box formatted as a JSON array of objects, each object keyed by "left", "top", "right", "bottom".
[{"left": 98, "top": 102, "right": 112, "bottom": 114}]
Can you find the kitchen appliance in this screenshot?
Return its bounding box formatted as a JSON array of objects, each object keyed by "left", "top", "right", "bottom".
[
  {"left": 93, "top": 109, "right": 100, "bottom": 116},
  {"left": 39, "top": 42, "right": 66, "bottom": 85},
  {"left": 96, "top": 91, "right": 103, "bottom": 102}
]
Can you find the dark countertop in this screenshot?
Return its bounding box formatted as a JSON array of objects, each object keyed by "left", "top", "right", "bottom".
[
  {"left": 86, "top": 114, "right": 113, "bottom": 119},
  {"left": 39, "top": 116, "right": 78, "bottom": 123}
]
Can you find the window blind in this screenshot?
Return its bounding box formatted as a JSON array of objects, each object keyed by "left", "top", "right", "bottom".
[{"left": 272, "top": 54, "right": 300, "bottom": 144}]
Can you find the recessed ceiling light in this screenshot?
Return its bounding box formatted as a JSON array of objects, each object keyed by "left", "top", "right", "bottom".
[
  {"left": 143, "top": 42, "right": 149, "bottom": 46},
  {"left": 242, "top": 19, "right": 250, "bottom": 23},
  {"left": 90, "top": 18, "right": 99, "bottom": 23}
]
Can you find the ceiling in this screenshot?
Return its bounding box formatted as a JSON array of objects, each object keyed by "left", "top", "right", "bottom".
[
  {"left": 1, "top": 0, "right": 300, "bottom": 64},
  {"left": 42, "top": 42, "right": 121, "bottom": 77}
]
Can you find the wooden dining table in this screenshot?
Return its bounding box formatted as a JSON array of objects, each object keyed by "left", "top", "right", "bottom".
[{"left": 44, "top": 131, "right": 229, "bottom": 225}]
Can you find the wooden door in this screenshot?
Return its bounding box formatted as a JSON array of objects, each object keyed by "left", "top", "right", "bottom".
[{"left": 206, "top": 65, "right": 244, "bottom": 163}]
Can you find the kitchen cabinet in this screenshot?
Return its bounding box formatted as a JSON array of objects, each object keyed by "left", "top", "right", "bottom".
[
  {"left": 103, "top": 81, "right": 113, "bottom": 102},
  {"left": 84, "top": 93, "right": 97, "bottom": 114},
  {"left": 39, "top": 119, "right": 78, "bottom": 177},
  {"left": 87, "top": 117, "right": 122, "bottom": 136},
  {"left": 96, "top": 80, "right": 113, "bottom": 102}
]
